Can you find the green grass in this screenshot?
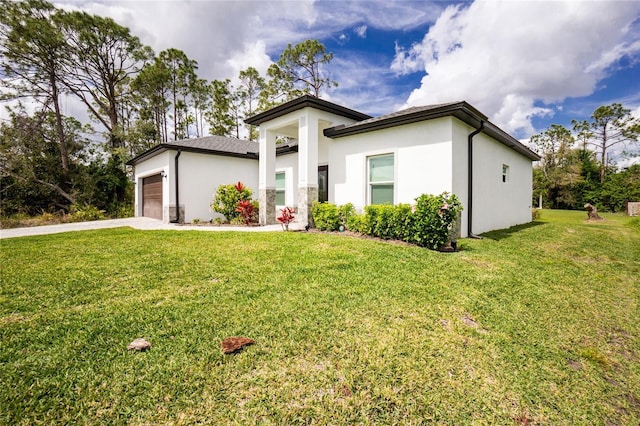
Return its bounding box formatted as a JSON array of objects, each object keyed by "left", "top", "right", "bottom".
[{"left": 1, "top": 210, "right": 639, "bottom": 425}]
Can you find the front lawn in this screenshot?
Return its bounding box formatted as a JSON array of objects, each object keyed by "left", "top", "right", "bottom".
[{"left": 1, "top": 210, "right": 638, "bottom": 424}]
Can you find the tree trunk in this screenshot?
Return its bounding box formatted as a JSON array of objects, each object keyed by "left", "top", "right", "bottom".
[{"left": 50, "top": 70, "right": 69, "bottom": 177}]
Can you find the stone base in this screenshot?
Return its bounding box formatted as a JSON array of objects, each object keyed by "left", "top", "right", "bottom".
[
  {"left": 298, "top": 186, "right": 318, "bottom": 227},
  {"left": 259, "top": 188, "right": 276, "bottom": 225},
  {"left": 165, "top": 205, "right": 185, "bottom": 224}
]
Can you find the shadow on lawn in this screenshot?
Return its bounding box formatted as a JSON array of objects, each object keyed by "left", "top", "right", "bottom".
[{"left": 480, "top": 220, "right": 546, "bottom": 241}]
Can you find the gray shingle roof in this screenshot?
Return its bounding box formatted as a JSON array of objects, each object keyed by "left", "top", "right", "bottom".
[
  {"left": 126, "top": 135, "right": 300, "bottom": 166},
  {"left": 168, "top": 135, "right": 259, "bottom": 155}
]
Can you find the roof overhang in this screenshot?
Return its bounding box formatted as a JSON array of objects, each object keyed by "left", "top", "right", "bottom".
[
  {"left": 126, "top": 143, "right": 258, "bottom": 166},
  {"left": 323, "top": 101, "right": 540, "bottom": 161},
  {"left": 244, "top": 95, "right": 371, "bottom": 126}
]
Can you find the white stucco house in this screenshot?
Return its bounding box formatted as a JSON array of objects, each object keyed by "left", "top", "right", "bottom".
[{"left": 127, "top": 95, "right": 540, "bottom": 237}]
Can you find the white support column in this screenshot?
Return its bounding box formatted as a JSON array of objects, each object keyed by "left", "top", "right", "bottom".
[
  {"left": 259, "top": 128, "right": 277, "bottom": 225},
  {"left": 297, "top": 109, "right": 319, "bottom": 225}
]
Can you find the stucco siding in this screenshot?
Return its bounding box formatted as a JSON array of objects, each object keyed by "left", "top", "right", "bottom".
[
  {"left": 451, "top": 119, "right": 473, "bottom": 237},
  {"left": 472, "top": 133, "right": 533, "bottom": 234},
  {"left": 330, "top": 118, "right": 454, "bottom": 210},
  {"left": 178, "top": 152, "right": 258, "bottom": 223}
]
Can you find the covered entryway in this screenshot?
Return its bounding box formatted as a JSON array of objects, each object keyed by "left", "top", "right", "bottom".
[{"left": 142, "top": 174, "right": 163, "bottom": 220}]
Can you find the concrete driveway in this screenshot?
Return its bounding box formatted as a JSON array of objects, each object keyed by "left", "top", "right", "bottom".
[{"left": 0, "top": 217, "right": 305, "bottom": 239}]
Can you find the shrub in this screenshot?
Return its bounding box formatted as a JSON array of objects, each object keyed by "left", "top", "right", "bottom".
[
  {"left": 310, "top": 192, "right": 462, "bottom": 251},
  {"left": 211, "top": 181, "right": 253, "bottom": 221},
  {"left": 311, "top": 201, "right": 340, "bottom": 231},
  {"left": 346, "top": 213, "right": 367, "bottom": 233},
  {"left": 192, "top": 218, "right": 201, "bottom": 224},
  {"left": 68, "top": 205, "right": 106, "bottom": 223},
  {"left": 236, "top": 200, "right": 258, "bottom": 225},
  {"left": 412, "top": 193, "right": 462, "bottom": 249},
  {"left": 277, "top": 207, "right": 296, "bottom": 231},
  {"left": 364, "top": 204, "right": 413, "bottom": 240},
  {"left": 338, "top": 203, "right": 355, "bottom": 229},
  {"left": 392, "top": 204, "right": 414, "bottom": 242}
]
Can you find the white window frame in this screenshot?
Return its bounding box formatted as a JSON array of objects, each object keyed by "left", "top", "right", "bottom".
[
  {"left": 275, "top": 171, "right": 286, "bottom": 205},
  {"left": 502, "top": 164, "right": 510, "bottom": 183},
  {"left": 367, "top": 153, "right": 395, "bottom": 205}
]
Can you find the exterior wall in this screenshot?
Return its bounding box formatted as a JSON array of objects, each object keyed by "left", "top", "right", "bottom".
[
  {"left": 134, "top": 150, "right": 258, "bottom": 223},
  {"left": 329, "top": 117, "right": 454, "bottom": 210},
  {"left": 178, "top": 152, "right": 258, "bottom": 223},
  {"left": 133, "top": 151, "right": 171, "bottom": 222},
  {"left": 451, "top": 119, "right": 472, "bottom": 237},
  {"left": 471, "top": 132, "right": 533, "bottom": 234}
]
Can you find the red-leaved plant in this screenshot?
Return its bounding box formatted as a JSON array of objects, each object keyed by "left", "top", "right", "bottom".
[
  {"left": 236, "top": 200, "right": 257, "bottom": 225},
  {"left": 234, "top": 181, "right": 245, "bottom": 192},
  {"left": 277, "top": 207, "right": 295, "bottom": 231}
]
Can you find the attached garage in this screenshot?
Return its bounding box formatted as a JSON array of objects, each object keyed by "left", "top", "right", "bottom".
[{"left": 142, "top": 174, "right": 163, "bottom": 219}]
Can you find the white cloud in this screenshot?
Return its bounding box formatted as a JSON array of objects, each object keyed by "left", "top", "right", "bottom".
[
  {"left": 393, "top": 1, "right": 640, "bottom": 137},
  {"left": 354, "top": 25, "right": 367, "bottom": 38},
  {"left": 224, "top": 41, "right": 273, "bottom": 83}
]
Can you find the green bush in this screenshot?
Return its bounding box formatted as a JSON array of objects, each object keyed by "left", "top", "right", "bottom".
[
  {"left": 210, "top": 182, "right": 253, "bottom": 221},
  {"left": 363, "top": 204, "right": 414, "bottom": 241},
  {"left": 392, "top": 204, "right": 414, "bottom": 241},
  {"left": 346, "top": 213, "right": 366, "bottom": 233},
  {"left": 412, "top": 193, "right": 462, "bottom": 249},
  {"left": 69, "top": 205, "right": 106, "bottom": 222},
  {"left": 311, "top": 193, "right": 462, "bottom": 250},
  {"left": 338, "top": 203, "right": 355, "bottom": 229},
  {"left": 311, "top": 201, "right": 341, "bottom": 231}
]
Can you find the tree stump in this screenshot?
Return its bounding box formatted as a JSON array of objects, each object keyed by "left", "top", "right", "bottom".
[{"left": 584, "top": 203, "right": 603, "bottom": 220}]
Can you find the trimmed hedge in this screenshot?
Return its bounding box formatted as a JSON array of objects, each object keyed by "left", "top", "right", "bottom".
[{"left": 312, "top": 193, "right": 462, "bottom": 250}]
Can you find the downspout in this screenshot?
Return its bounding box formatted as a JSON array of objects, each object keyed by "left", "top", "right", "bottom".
[
  {"left": 467, "top": 121, "right": 484, "bottom": 239},
  {"left": 170, "top": 150, "right": 182, "bottom": 223}
]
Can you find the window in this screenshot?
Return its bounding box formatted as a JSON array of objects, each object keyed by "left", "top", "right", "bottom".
[
  {"left": 318, "top": 165, "right": 328, "bottom": 203},
  {"left": 275, "top": 172, "right": 285, "bottom": 205},
  {"left": 502, "top": 164, "right": 509, "bottom": 183},
  {"left": 368, "top": 154, "right": 394, "bottom": 205}
]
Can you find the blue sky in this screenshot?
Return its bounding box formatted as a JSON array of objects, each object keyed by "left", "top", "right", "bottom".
[{"left": 51, "top": 0, "right": 640, "bottom": 160}]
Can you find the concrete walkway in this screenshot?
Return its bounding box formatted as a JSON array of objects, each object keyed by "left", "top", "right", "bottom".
[{"left": 0, "top": 217, "right": 307, "bottom": 239}]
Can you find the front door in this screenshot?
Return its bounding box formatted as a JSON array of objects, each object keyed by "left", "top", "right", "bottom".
[{"left": 318, "top": 165, "right": 328, "bottom": 203}]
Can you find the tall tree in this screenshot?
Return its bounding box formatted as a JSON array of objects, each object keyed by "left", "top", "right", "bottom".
[
  {"left": 238, "top": 67, "right": 264, "bottom": 141},
  {"left": 531, "top": 124, "right": 584, "bottom": 209},
  {"left": 157, "top": 48, "right": 198, "bottom": 140},
  {"left": 206, "top": 79, "right": 235, "bottom": 137},
  {"left": 190, "top": 78, "right": 210, "bottom": 138},
  {"left": 260, "top": 39, "right": 337, "bottom": 109},
  {"left": 0, "top": 0, "right": 70, "bottom": 177},
  {"left": 0, "top": 107, "right": 90, "bottom": 210},
  {"left": 572, "top": 103, "right": 640, "bottom": 183},
  {"left": 131, "top": 58, "right": 171, "bottom": 144},
  {"left": 58, "top": 10, "right": 152, "bottom": 151}
]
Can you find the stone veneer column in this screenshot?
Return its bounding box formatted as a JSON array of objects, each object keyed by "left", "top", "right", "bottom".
[
  {"left": 297, "top": 110, "right": 319, "bottom": 228},
  {"left": 259, "top": 188, "right": 276, "bottom": 225},
  {"left": 259, "top": 128, "right": 276, "bottom": 225},
  {"left": 298, "top": 186, "right": 318, "bottom": 227}
]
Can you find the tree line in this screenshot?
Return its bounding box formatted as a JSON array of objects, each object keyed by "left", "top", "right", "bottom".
[
  {"left": 0, "top": 0, "right": 336, "bottom": 217},
  {"left": 531, "top": 103, "right": 639, "bottom": 212}
]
